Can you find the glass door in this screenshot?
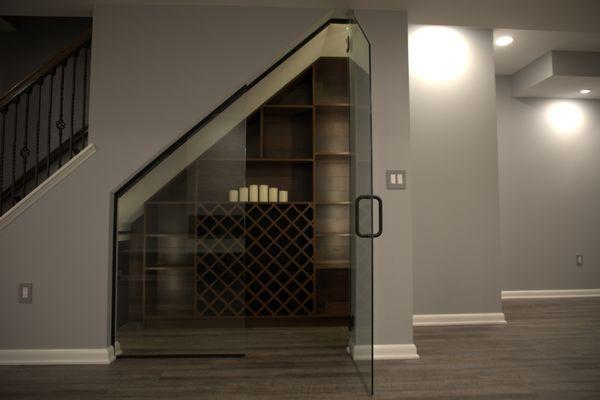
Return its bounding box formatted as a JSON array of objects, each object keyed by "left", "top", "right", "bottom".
[
  {"left": 348, "top": 15, "right": 378, "bottom": 395},
  {"left": 113, "top": 93, "right": 248, "bottom": 357}
]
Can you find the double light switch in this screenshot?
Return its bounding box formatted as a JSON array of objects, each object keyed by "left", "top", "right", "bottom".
[{"left": 386, "top": 170, "right": 406, "bottom": 190}]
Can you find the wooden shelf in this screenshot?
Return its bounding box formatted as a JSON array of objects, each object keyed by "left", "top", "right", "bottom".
[
  {"left": 145, "top": 265, "right": 195, "bottom": 271},
  {"left": 315, "top": 103, "right": 350, "bottom": 107},
  {"left": 315, "top": 152, "right": 350, "bottom": 157},
  {"left": 262, "top": 104, "right": 313, "bottom": 109},
  {"left": 144, "top": 233, "right": 192, "bottom": 238},
  {"left": 316, "top": 201, "right": 350, "bottom": 206},
  {"left": 246, "top": 158, "right": 313, "bottom": 163},
  {"left": 144, "top": 310, "right": 195, "bottom": 320},
  {"left": 316, "top": 232, "right": 350, "bottom": 237},
  {"left": 315, "top": 260, "right": 350, "bottom": 268}
]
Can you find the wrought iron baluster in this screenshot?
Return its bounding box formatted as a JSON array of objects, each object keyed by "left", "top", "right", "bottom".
[
  {"left": 82, "top": 46, "right": 89, "bottom": 149},
  {"left": 12, "top": 101, "right": 18, "bottom": 205},
  {"left": 0, "top": 108, "right": 6, "bottom": 215},
  {"left": 35, "top": 82, "right": 43, "bottom": 186},
  {"left": 47, "top": 71, "right": 54, "bottom": 178},
  {"left": 69, "top": 53, "right": 77, "bottom": 158},
  {"left": 21, "top": 90, "right": 31, "bottom": 199},
  {"left": 57, "top": 61, "right": 66, "bottom": 168}
]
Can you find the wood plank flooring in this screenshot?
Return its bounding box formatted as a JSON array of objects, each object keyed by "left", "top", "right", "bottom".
[{"left": 1, "top": 298, "right": 599, "bottom": 399}]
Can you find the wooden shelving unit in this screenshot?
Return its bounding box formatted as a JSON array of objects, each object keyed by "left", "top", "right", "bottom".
[{"left": 141, "top": 57, "right": 350, "bottom": 326}]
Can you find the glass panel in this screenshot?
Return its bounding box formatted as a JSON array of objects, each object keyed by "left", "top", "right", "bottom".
[
  {"left": 348, "top": 15, "right": 375, "bottom": 395},
  {"left": 114, "top": 94, "right": 248, "bottom": 356}
]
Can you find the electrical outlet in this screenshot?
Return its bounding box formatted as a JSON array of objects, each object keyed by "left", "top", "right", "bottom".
[
  {"left": 18, "top": 283, "right": 32, "bottom": 303},
  {"left": 576, "top": 255, "right": 584, "bottom": 267}
]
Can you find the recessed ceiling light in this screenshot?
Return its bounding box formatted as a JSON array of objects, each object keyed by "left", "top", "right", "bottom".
[
  {"left": 580, "top": 89, "right": 591, "bottom": 94},
  {"left": 495, "top": 36, "right": 514, "bottom": 47}
]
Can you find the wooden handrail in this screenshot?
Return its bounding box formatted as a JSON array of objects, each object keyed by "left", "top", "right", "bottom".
[{"left": 0, "top": 27, "right": 92, "bottom": 109}]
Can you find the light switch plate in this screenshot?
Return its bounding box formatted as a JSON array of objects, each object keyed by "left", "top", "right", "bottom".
[
  {"left": 19, "top": 283, "right": 32, "bottom": 303},
  {"left": 386, "top": 170, "right": 406, "bottom": 190}
]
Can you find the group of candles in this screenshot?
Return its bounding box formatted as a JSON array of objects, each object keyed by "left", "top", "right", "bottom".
[{"left": 229, "top": 185, "right": 289, "bottom": 203}]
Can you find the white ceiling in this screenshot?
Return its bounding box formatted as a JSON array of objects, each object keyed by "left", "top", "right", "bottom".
[{"left": 494, "top": 29, "right": 600, "bottom": 75}]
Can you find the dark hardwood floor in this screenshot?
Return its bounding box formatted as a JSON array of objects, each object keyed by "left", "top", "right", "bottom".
[{"left": 1, "top": 298, "right": 599, "bottom": 399}]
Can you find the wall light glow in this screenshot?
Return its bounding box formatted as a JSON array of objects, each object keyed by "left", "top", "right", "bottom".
[
  {"left": 546, "top": 102, "right": 584, "bottom": 135},
  {"left": 409, "top": 26, "right": 469, "bottom": 84}
]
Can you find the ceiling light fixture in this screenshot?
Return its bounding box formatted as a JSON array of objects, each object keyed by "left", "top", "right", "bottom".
[
  {"left": 580, "top": 89, "right": 592, "bottom": 94},
  {"left": 495, "top": 36, "right": 514, "bottom": 47}
]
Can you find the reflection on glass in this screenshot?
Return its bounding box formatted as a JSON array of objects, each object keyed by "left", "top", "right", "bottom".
[{"left": 349, "top": 17, "right": 374, "bottom": 395}]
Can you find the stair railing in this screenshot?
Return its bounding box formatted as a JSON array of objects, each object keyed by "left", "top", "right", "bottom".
[{"left": 0, "top": 28, "right": 91, "bottom": 217}]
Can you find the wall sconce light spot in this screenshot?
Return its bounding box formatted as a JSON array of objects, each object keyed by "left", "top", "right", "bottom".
[
  {"left": 546, "top": 102, "right": 584, "bottom": 135},
  {"left": 409, "top": 26, "right": 469, "bottom": 84}
]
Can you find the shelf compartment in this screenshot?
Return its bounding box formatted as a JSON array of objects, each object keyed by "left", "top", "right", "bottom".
[
  {"left": 262, "top": 106, "right": 313, "bottom": 159},
  {"left": 148, "top": 166, "right": 197, "bottom": 203},
  {"left": 315, "top": 158, "right": 349, "bottom": 203},
  {"left": 266, "top": 68, "right": 313, "bottom": 106},
  {"left": 316, "top": 301, "right": 350, "bottom": 317},
  {"left": 316, "top": 203, "right": 350, "bottom": 235},
  {"left": 316, "top": 235, "right": 349, "bottom": 264},
  {"left": 315, "top": 57, "right": 349, "bottom": 105},
  {"left": 145, "top": 236, "right": 196, "bottom": 269},
  {"left": 246, "top": 111, "right": 261, "bottom": 158},
  {"left": 145, "top": 268, "right": 195, "bottom": 320},
  {"left": 246, "top": 163, "right": 313, "bottom": 202},
  {"left": 315, "top": 105, "right": 349, "bottom": 154},
  {"left": 144, "top": 204, "right": 196, "bottom": 235},
  {"left": 316, "top": 269, "right": 349, "bottom": 315}
]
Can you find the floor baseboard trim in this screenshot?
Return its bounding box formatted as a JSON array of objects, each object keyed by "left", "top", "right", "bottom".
[
  {"left": 502, "top": 289, "right": 600, "bottom": 299},
  {"left": 0, "top": 346, "right": 115, "bottom": 365},
  {"left": 0, "top": 143, "right": 97, "bottom": 232},
  {"left": 352, "top": 344, "right": 420, "bottom": 361},
  {"left": 413, "top": 313, "right": 507, "bottom": 326}
]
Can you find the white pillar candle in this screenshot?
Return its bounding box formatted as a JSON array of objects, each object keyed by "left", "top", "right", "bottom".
[
  {"left": 228, "top": 189, "right": 239, "bottom": 202},
  {"left": 239, "top": 187, "right": 249, "bottom": 202},
  {"left": 279, "top": 190, "right": 288, "bottom": 203},
  {"left": 269, "top": 187, "right": 278, "bottom": 202},
  {"left": 259, "top": 185, "right": 269, "bottom": 202},
  {"left": 249, "top": 185, "right": 259, "bottom": 202}
]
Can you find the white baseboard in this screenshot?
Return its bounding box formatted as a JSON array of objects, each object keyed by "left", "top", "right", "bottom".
[
  {"left": 413, "top": 312, "right": 507, "bottom": 326},
  {"left": 0, "top": 346, "right": 115, "bottom": 365},
  {"left": 0, "top": 143, "right": 96, "bottom": 232},
  {"left": 352, "top": 344, "right": 420, "bottom": 361},
  {"left": 502, "top": 289, "right": 600, "bottom": 300}
]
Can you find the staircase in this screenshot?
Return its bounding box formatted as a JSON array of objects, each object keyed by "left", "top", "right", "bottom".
[{"left": 0, "top": 28, "right": 91, "bottom": 217}]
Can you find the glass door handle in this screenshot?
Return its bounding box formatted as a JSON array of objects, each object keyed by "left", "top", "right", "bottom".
[{"left": 355, "top": 195, "right": 383, "bottom": 238}]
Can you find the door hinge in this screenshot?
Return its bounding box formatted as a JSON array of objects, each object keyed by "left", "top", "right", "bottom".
[
  {"left": 348, "top": 315, "right": 355, "bottom": 331},
  {"left": 346, "top": 36, "right": 350, "bottom": 54}
]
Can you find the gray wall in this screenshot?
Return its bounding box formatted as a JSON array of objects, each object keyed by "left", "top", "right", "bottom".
[
  {"left": 410, "top": 26, "right": 502, "bottom": 315},
  {"left": 0, "top": 4, "right": 332, "bottom": 349},
  {"left": 0, "top": 5, "right": 415, "bottom": 350},
  {"left": 0, "top": 17, "right": 91, "bottom": 94},
  {"left": 356, "top": 10, "right": 413, "bottom": 346},
  {"left": 497, "top": 76, "right": 600, "bottom": 290}
]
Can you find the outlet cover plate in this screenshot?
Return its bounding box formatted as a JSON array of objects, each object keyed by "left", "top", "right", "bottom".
[{"left": 18, "top": 283, "right": 32, "bottom": 303}]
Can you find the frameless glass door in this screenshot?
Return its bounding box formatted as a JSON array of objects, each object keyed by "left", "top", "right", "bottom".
[
  {"left": 114, "top": 94, "right": 248, "bottom": 357},
  {"left": 348, "top": 15, "right": 378, "bottom": 395}
]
